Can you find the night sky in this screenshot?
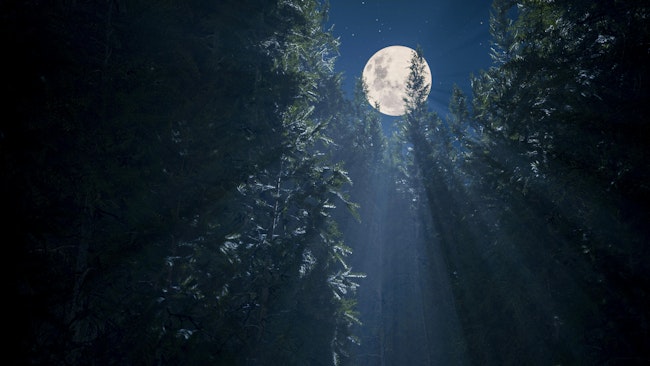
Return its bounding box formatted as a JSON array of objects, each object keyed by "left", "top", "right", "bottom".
[{"left": 326, "top": 0, "right": 493, "bottom": 116}]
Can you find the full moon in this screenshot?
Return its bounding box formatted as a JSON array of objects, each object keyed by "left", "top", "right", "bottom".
[{"left": 362, "top": 45, "right": 432, "bottom": 116}]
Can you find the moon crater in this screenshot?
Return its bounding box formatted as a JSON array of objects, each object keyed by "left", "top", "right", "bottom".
[{"left": 362, "top": 45, "right": 432, "bottom": 116}]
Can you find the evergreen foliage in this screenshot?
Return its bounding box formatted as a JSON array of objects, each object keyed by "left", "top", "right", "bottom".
[
  {"left": 394, "top": 1, "right": 650, "bottom": 365},
  {"left": 6, "top": 0, "right": 649, "bottom": 365},
  {"left": 5, "top": 1, "right": 362, "bottom": 364}
]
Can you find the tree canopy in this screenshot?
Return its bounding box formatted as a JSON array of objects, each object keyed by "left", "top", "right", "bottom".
[{"left": 5, "top": 0, "right": 649, "bottom": 365}]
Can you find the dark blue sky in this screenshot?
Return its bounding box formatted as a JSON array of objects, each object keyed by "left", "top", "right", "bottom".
[{"left": 326, "top": 0, "right": 493, "bottom": 116}]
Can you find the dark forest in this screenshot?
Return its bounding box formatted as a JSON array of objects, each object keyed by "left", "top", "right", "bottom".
[{"left": 4, "top": 1, "right": 649, "bottom": 365}]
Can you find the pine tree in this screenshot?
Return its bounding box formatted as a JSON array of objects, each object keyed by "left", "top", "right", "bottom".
[
  {"left": 6, "top": 1, "right": 362, "bottom": 364},
  {"left": 466, "top": 0, "right": 650, "bottom": 363}
]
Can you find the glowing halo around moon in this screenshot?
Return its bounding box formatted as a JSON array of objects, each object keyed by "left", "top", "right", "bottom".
[{"left": 362, "top": 45, "right": 432, "bottom": 116}]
